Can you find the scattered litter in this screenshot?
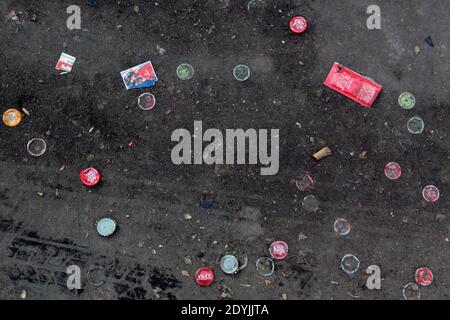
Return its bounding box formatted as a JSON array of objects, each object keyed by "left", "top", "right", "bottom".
[
  {"left": 324, "top": 62, "right": 382, "bottom": 108},
  {"left": 27, "top": 138, "right": 47, "bottom": 157},
  {"left": 183, "top": 213, "right": 193, "bottom": 220},
  {"left": 36, "top": 192, "right": 44, "bottom": 197},
  {"left": 269, "top": 241, "right": 288, "bottom": 260},
  {"left": 422, "top": 185, "right": 440, "bottom": 203},
  {"left": 298, "top": 232, "right": 308, "bottom": 240},
  {"left": 184, "top": 256, "right": 192, "bottom": 265},
  {"left": 217, "top": 285, "right": 233, "bottom": 299},
  {"left": 96, "top": 217, "right": 117, "bottom": 237},
  {"left": 181, "top": 270, "right": 190, "bottom": 277},
  {"left": 403, "top": 282, "right": 421, "bottom": 300},
  {"left": 121, "top": 61, "right": 158, "bottom": 90},
  {"left": 295, "top": 172, "right": 314, "bottom": 192},
  {"left": 341, "top": 254, "right": 360, "bottom": 275},
  {"left": 138, "top": 93, "right": 156, "bottom": 110},
  {"left": 407, "top": 116, "right": 425, "bottom": 134},
  {"left": 302, "top": 195, "right": 319, "bottom": 213},
  {"left": 398, "top": 92, "right": 416, "bottom": 109},
  {"left": 176, "top": 63, "right": 195, "bottom": 80},
  {"left": 415, "top": 267, "right": 433, "bottom": 286},
  {"left": 233, "top": 64, "right": 251, "bottom": 81},
  {"left": 281, "top": 293, "right": 288, "bottom": 300},
  {"left": 289, "top": 16, "right": 308, "bottom": 34},
  {"left": 424, "top": 36, "right": 434, "bottom": 47},
  {"left": 195, "top": 267, "right": 215, "bottom": 287},
  {"left": 247, "top": 0, "right": 265, "bottom": 11},
  {"left": 334, "top": 218, "right": 351, "bottom": 236},
  {"left": 21, "top": 107, "right": 30, "bottom": 116},
  {"left": 80, "top": 167, "right": 101, "bottom": 187},
  {"left": 256, "top": 257, "right": 275, "bottom": 277},
  {"left": 56, "top": 53, "right": 76, "bottom": 73},
  {"left": 20, "top": 289, "right": 27, "bottom": 300},
  {"left": 220, "top": 255, "right": 239, "bottom": 274},
  {"left": 384, "top": 162, "right": 402, "bottom": 180},
  {"left": 199, "top": 192, "right": 215, "bottom": 209},
  {"left": 59, "top": 165, "right": 66, "bottom": 171},
  {"left": 346, "top": 291, "right": 361, "bottom": 299},
  {"left": 2, "top": 109, "right": 22, "bottom": 127},
  {"left": 313, "top": 146, "right": 332, "bottom": 160},
  {"left": 156, "top": 45, "right": 166, "bottom": 55},
  {"left": 414, "top": 46, "right": 421, "bottom": 55}
]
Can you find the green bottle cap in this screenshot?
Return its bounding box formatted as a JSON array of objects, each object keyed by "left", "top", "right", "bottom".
[
  {"left": 398, "top": 92, "right": 416, "bottom": 109},
  {"left": 177, "top": 63, "right": 195, "bottom": 80}
]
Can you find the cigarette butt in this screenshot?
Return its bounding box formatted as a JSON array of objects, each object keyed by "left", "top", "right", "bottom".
[{"left": 313, "top": 147, "right": 332, "bottom": 160}]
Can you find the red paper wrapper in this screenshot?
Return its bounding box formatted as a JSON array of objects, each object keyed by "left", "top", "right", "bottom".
[{"left": 324, "top": 62, "right": 382, "bottom": 108}]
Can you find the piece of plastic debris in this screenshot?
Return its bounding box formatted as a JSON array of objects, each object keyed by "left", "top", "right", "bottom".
[
  {"left": 121, "top": 61, "right": 158, "bottom": 90},
  {"left": 313, "top": 146, "right": 332, "bottom": 160},
  {"left": 324, "top": 62, "right": 382, "bottom": 108},
  {"left": 96, "top": 217, "right": 117, "bottom": 237},
  {"left": 21, "top": 107, "right": 30, "bottom": 116},
  {"left": 298, "top": 232, "right": 308, "bottom": 240},
  {"left": 156, "top": 45, "right": 166, "bottom": 55},
  {"left": 398, "top": 92, "right": 416, "bottom": 109},
  {"left": 183, "top": 213, "right": 193, "bottom": 220},
  {"left": 269, "top": 241, "right": 288, "bottom": 260},
  {"left": 302, "top": 195, "right": 319, "bottom": 213},
  {"left": 195, "top": 267, "right": 215, "bottom": 287},
  {"left": 295, "top": 172, "right": 314, "bottom": 191},
  {"left": 422, "top": 185, "right": 440, "bottom": 203},
  {"left": 247, "top": 0, "right": 265, "bottom": 11},
  {"left": 220, "top": 255, "right": 239, "bottom": 274},
  {"left": 233, "top": 64, "right": 251, "bottom": 81},
  {"left": 384, "top": 162, "right": 402, "bottom": 180},
  {"left": 256, "top": 257, "right": 275, "bottom": 277},
  {"left": 56, "top": 53, "right": 76, "bottom": 73},
  {"left": 199, "top": 192, "right": 215, "bottom": 209},
  {"left": 80, "top": 167, "right": 101, "bottom": 187},
  {"left": 289, "top": 16, "right": 308, "bottom": 34},
  {"left": 176, "top": 63, "right": 195, "bottom": 80},
  {"left": 2, "top": 108, "right": 22, "bottom": 127},
  {"left": 334, "top": 218, "right": 351, "bottom": 236},
  {"left": 20, "top": 289, "right": 27, "bottom": 300},
  {"left": 414, "top": 46, "right": 421, "bottom": 55},
  {"left": 415, "top": 267, "right": 433, "bottom": 286},
  {"left": 403, "top": 282, "right": 421, "bottom": 300},
  {"left": 407, "top": 116, "right": 425, "bottom": 134},
  {"left": 138, "top": 93, "right": 156, "bottom": 110},
  {"left": 341, "top": 254, "right": 360, "bottom": 275},
  {"left": 36, "top": 192, "right": 44, "bottom": 197},
  {"left": 181, "top": 270, "right": 189, "bottom": 277},
  {"left": 27, "top": 138, "right": 47, "bottom": 157},
  {"left": 424, "top": 36, "right": 434, "bottom": 47}
]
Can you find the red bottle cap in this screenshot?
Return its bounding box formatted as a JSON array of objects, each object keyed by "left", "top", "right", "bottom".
[
  {"left": 289, "top": 16, "right": 308, "bottom": 34},
  {"left": 384, "top": 162, "right": 402, "bottom": 180},
  {"left": 415, "top": 267, "right": 433, "bottom": 286},
  {"left": 269, "top": 241, "right": 288, "bottom": 260},
  {"left": 422, "top": 185, "right": 440, "bottom": 203},
  {"left": 195, "top": 267, "right": 215, "bottom": 287},
  {"left": 80, "top": 168, "right": 101, "bottom": 187}
]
